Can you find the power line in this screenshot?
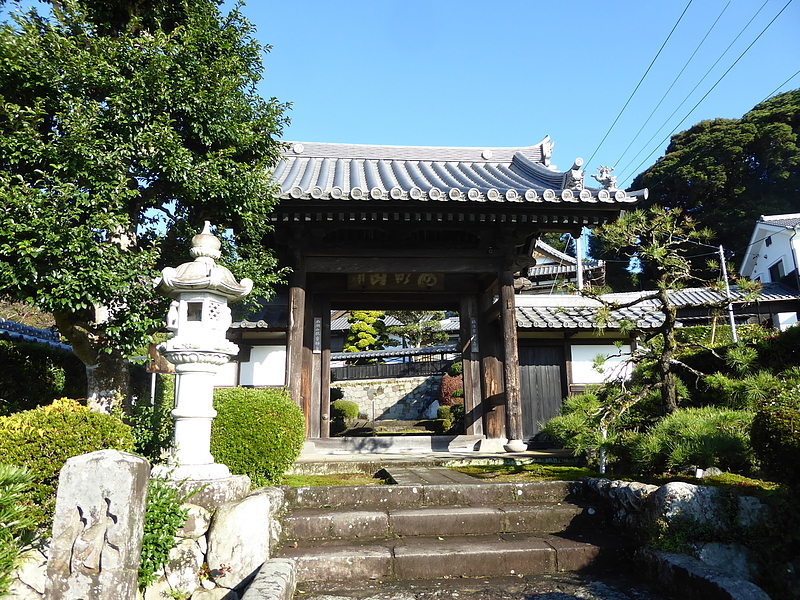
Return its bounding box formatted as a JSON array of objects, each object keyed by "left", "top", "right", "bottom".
[
  {"left": 761, "top": 68, "right": 800, "bottom": 101},
  {"left": 620, "top": 0, "right": 795, "bottom": 185},
  {"left": 612, "top": 1, "right": 730, "bottom": 168},
  {"left": 616, "top": 0, "right": 772, "bottom": 184},
  {"left": 585, "top": 1, "right": 694, "bottom": 169}
]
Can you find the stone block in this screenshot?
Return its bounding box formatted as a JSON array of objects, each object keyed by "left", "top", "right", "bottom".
[
  {"left": 206, "top": 487, "right": 284, "bottom": 589},
  {"left": 240, "top": 559, "right": 296, "bottom": 600},
  {"left": 329, "top": 510, "right": 389, "bottom": 539},
  {"left": 45, "top": 450, "right": 150, "bottom": 600},
  {"left": 179, "top": 475, "right": 251, "bottom": 512},
  {"left": 9, "top": 546, "right": 47, "bottom": 598},
  {"left": 192, "top": 587, "right": 240, "bottom": 600},
  {"left": 143, "top": 538, "right": 204, "bottom": 600},
  {"left": 178, "top": 503, "right": 212, "bottom": 539},
  {"left": 292, "top": 546, "right": 392, "bottom": 582}
]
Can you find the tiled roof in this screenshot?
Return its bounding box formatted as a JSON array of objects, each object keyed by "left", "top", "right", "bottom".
[
  {"left": 0, "top": 319, "right": 72, "bottom": 351},
  {"left": 760, "top": 213, "right": 800, "bottom": 228},
  {"left": 331, "top": 344, "right": 457, "bottom": 360},
  {"left": 515, "top": 283, "right": 799, "bottom": 330},
  {"left": 330, "top": 313, "right": 460, "bottom": 332},
  {"left": 272, "top": 140, "right": 646, "bottom": 205}
]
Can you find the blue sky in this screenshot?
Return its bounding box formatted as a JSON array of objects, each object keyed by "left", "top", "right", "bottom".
[{"left": 239, "top": 0, "right": 799, "bottom": 189}]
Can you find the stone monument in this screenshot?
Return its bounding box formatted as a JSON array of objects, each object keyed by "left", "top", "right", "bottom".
[
  {"left": 154, "top": 222, "right": 252, "bottom": 480},
  {"left": 45, "top": 450, "right": 150, "bottom": 600}
]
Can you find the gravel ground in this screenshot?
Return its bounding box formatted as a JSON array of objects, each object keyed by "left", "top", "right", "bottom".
[{"left": 296, "top": 571, "right": 675, "bottom": 600}]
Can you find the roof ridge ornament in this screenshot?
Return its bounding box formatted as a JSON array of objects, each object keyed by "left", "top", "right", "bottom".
[
  {"left": 591, "top": 166, "right": 618, "bottom": 191},
  {"left": 564, "top": 158, "right": 585, "bottom": 190}
]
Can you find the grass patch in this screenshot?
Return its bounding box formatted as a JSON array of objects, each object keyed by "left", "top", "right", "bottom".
[
  {"left": 280, "top": 472, "right": 384, "bottom": 487},
  {"left": 452, "top": 464, "right": 601, "bottom": 481}
]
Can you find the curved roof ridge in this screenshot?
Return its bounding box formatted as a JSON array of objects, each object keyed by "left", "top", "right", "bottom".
[{"left": 282, "top": 139, "right": 551, "bottom": 163}]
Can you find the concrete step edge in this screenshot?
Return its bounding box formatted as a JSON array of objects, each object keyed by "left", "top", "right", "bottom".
[
  {"left": 281, "top": 502, "right": 603, "bottom": 541},
  {"left": 277, "top": 532, "right": 629, "bottom": 582},
  {"left": 283, "top": 480, "right": 580, "bottom": 510}
]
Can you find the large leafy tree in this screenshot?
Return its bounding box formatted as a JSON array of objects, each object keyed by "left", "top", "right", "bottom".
[
  {"left": 0, "top": 0, "right": 288, "bottom": 411},
  {"left": 631, "top": 89, "right": 800, "bottom": 255}
]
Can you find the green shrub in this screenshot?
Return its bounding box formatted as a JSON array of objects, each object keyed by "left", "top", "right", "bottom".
[
  {"left": 211, "top": 387, "right": 305, "bottom": 486},
  {"left": 436, "top": 403, "right": 464, "bottom": 434},
  {"left": 751, "top": 390, "right": 800, "bottom": 486},
  {"left": 138, "top": 476, "right": 190, "bottom": 592},
  {"left": 0, "top": 341, "right": 86, "bottom": 416},
  {"left": 0, "top": 398, "right": 134, "bottom": 532},
  {"left": 330, "top": 399, "right": 359, "bottom": 420},
  {"left": 0, "top": 464, "right": 35, "bottom": 596},
  {"left": 632, "top": 407, "right": 755, "bottom": 475},
  {"left": 130, "top": 373, "right": 175, "bottom": 463},
  {"left": 447, "top": 360, "right": 463, "bottom": 376}
]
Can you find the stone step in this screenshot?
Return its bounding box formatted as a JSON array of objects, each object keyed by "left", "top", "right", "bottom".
[
  {"left": 309, "top": 435, "right": 485, "bottom": 454},
  {"left": 282, "top": 502, "right": 603, "bottom": 541},
  {"left": 384, "top": 466, "right": 481, "bottom": 485},
  {"left": 284, "top": 480, "right": 576, "bottom": 510},
  {"left": 277, "top": 531, "right": 630, "bottom": 583}
]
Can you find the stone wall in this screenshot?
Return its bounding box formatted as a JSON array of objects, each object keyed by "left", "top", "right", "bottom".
[
  {"left": 582, "top": 477, "right": 769, "bottom": 592},
  {"left": 8, "top": 471, "right": 284, "bottom": 600},
  {"left": 335, "top": 375, "right": 441, "bottom": 421}
]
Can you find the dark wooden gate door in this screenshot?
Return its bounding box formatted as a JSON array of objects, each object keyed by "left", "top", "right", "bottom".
[{"left": 518, "top": 345, "right": 565, "bottom": 439}]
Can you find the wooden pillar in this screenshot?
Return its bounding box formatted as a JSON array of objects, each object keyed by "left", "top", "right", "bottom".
[
  {"left": 479, "top": 290, "right": 505, "bottom": 439},
  {"left": 301, "top": 293, "right": 314, "bottom": 437},
  {"left": 286, "top": 268, "right": 306, "bottom": 411},
  {"left": 500, "top": 269, "right": 524, "bottom": 443},
  {"left": 319, "top": 295, "right": 332, "bottom": 438},
  {"left": 460, "top": 294, "right": 483, "bottom": 436}
]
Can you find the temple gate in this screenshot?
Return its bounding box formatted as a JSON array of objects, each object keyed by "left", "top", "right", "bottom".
[{"left": 267, "top": 139, "right": 645, "bottom": 447}]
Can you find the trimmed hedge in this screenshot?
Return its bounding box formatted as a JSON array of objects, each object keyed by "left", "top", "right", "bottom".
[
  {"left": 0, "top": 398, "right": 134, "bottom": 532},
  {"left": 331, "top": 399, "right": 359, "bottom": 420},
  {"left": 211, "top": 387, "right": 305, "bottom": 486}
]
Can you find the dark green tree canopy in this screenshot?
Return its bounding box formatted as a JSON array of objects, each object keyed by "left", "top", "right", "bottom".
[
  {"left": 632, "top": 89, "right": 800, "bottom": 255},
  {"left": 0, "top": 0, "right": 288, "bottom": 408},
  {"left": 385, "top": 310, "right": 449, "bottom": 349}
]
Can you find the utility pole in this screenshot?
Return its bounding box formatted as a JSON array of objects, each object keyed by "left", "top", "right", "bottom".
[{"left": 719, "top": 244, "right": 738, "bottom": 343}]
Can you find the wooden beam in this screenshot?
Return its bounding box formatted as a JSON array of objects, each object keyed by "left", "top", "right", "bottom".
[{"left": 304, "top": 256, "right": 501, "bottom": 274}]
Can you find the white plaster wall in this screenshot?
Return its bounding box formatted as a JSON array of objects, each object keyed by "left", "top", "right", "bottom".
[
  {"left": 773, "top": 312, "right": 798, "bottom": 331},
  {"left": 570, "top": 344, "right": 632, "bottom": 384},
  {"left": 239, "top": 346, "right": 286, "bottom": 387},
  {"left": 747, "top": 228, "right": 795, "bottom": 283},
  {"left": 213, "top": 360, "right": 238, "bottom": 386}
]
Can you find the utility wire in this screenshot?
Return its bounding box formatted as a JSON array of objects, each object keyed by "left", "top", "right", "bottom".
[
  {"left": 585, "top": 0, "right": 693, "bottom": 169},
  {"left": 617, "top": 0, "right": 771, "bottom": 184},
  {"left": 612, "top": 1, "right": 730, "bottom": 168},
  {"left": 761, "top": 68, "right": 800, "bottom": 101},
  {"left": 619, "top": 0, "right": 793, "bottom": 184}
]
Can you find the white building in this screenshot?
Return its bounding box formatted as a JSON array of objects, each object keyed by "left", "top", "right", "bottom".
[{"left": 740, "top": 213, "right": 800, "bottom": 329}]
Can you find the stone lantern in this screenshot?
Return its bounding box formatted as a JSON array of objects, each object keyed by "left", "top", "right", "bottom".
[{"left": 154, "top": 222, "right": 252, "bottom": 480}]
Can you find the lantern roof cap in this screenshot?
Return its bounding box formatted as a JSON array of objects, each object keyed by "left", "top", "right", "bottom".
[{"left": 155, "top": 222, "right": 253, "bottom": 302}]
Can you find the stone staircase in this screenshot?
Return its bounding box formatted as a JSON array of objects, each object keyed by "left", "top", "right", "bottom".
[{"left": 275, "top": 470, "right": 634, "bottom": 583}]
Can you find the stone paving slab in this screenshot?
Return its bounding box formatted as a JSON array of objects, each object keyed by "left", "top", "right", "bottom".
[{"left": 384, "top": 466, "right": 483, "bottom": 485}]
